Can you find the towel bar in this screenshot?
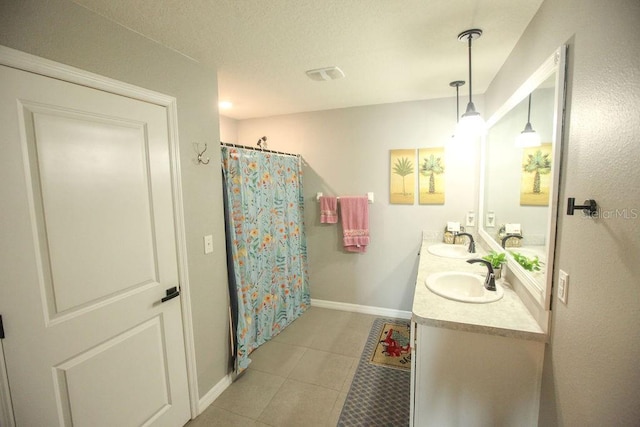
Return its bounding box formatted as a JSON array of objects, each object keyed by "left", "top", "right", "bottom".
[{"left": 316, "top": 192, "right": 374, "bottom": 204}]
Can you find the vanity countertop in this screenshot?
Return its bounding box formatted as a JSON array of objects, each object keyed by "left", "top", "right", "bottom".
[{"left": 412, "top": 238, "right": 546, "bottom": 342}]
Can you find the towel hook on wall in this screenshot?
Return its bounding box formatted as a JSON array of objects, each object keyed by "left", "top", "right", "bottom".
[
  {"left": 194, "top": 142, "right": 210, "bottom": 165},
  {"left": 567, "top": 197, "right": 597, "bottom": 216}
]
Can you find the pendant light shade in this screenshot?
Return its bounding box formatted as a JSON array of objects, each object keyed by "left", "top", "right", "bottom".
[
  {"left": 456, "top": 29, "right": 485, "bottom": 138},
  {"left": 516, "top": 94, "right": 542, "bottom": 147},
  {"left": 456, "top": 101, "right": 485, "bottom": 137}
]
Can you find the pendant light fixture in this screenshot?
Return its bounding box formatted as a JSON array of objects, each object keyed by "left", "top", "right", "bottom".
[
  {"left": 516, "top": 93, "right": 542, "bottom": 147},
  {"left": 456, "top": 29, "right": 485, "bottom": 138},
  {"left": 449, "top": 80, "right": 465, "bottom": 138}
]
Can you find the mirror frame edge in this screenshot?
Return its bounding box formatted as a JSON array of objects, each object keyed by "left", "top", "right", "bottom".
[{"left": 478, "top": 45, "right": 568, "bottom": 311}]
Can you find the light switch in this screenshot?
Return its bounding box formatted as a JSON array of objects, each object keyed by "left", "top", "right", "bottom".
[
  {"left": 558, "top": 270, "right": 569, "bottom": 304},
  {"left": 204, "top": 235, "right": 214, "bottom": 254}
]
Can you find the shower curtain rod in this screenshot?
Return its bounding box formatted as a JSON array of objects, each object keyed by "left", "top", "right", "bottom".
[{"left": 220, "top": 141, "right": 300, "bottom": 158}]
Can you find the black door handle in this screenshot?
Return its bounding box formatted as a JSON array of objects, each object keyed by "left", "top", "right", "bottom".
[{"left": 161, "top": 286, "right": 180, "bottom": 303}]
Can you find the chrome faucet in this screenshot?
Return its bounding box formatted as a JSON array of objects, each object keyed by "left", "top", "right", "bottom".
[
  {"left": 466, "top": 259, "right": 496, "bottom": 291},
  {"left": 501, "top": 234, "right": 523, "bottom": 248},
  {"left": 454, "top": 232, "right": 476, "bottom": 253}
]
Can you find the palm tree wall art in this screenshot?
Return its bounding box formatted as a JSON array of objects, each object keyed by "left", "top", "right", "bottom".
[
  {"left": 520, "top": 143, "right": 552, "bottom": 206},
  {"left": 419, "top": 147, "right": 446, "bottom": 204},
  {"left": 390, "top": 149, "right": 415, "bottom": 204}
]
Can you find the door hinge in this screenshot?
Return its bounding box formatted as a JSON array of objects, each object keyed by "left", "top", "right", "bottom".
[{"left": 0, "top": 315, "right": 4, "bottom": 339}]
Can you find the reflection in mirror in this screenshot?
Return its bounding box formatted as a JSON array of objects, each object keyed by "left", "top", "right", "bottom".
[
  {"left": 484, "top": 75, "right": 555, "bottom": 281},
  {"left": 479, "top": 46, "right": 567, "bottom": 310}
]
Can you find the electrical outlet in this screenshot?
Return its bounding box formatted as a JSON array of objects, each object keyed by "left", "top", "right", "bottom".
[
  {"left": 558, "top": 270, "right": 569, "bottom": 304},
  {"left": 466, "top": 211, "right": 476, "bottom": 227},
  {"left": 204, "top": 235, "right": 214, "bottom": 254},
  {"left": 486, "top": 211, "right": 496, "bottom": 228}
]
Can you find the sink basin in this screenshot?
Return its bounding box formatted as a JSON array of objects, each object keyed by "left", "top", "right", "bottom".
[
  {"left": 427, "top": 243, "right": 472, "bottom": 259},
  {"left": 425, "top": 271, "right": 504, "bottom": 303}
]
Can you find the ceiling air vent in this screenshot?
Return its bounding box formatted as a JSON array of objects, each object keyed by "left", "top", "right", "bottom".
[{"left": 305, "top": 66, "right": 345, "bottom": 81}]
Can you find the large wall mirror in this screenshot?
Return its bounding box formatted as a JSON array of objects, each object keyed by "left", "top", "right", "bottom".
[{"left": 479, "top": 46, "right": 567, "bottom": 310}]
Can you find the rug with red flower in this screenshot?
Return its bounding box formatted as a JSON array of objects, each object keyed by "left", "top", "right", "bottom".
[
  {"left": 370, "top": 321, "right": 411, "bottom": 370},
  {"left": 338, "top": 318, "right": 411, "bottom": 426}
]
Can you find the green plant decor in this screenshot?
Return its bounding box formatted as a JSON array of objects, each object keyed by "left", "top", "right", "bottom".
[
  {"left": 482, "top": 251, "right": 506, "bottom": 269},
  {"left": 510, "top": 251, "right": 542, "bottom": 272}
]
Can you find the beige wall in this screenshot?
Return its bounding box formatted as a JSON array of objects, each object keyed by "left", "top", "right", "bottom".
[
  {"left": 237, "top": 98, "right": 483, "bottom": 311},
  {"left": 0, "top": 0, "right": 230, "bottom": 398},
  {"left": 486, "top": 0, "right": 640, "bottom": 424},
  {"left": 220, "top": 115, "right": 239, "bottom": 144}
]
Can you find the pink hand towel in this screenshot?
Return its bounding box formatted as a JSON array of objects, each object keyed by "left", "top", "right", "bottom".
[
  {"left": 339, "top": 196, "right": 370, "bottom": 253},
  {"left": 319, "top": 196, "right": 338, "bottom": 224}
]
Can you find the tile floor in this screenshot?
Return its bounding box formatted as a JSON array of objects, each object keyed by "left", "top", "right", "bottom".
[{"left": 186, "top": 307, "right": 377, "bottom": 427}]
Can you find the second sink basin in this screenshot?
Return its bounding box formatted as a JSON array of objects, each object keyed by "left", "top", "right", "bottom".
[
  {"left": 427, "top": 243, "right": 471, "bottom": 259},
  {"left": 426, "top": 271, "right": 504, "bottom": 303}
]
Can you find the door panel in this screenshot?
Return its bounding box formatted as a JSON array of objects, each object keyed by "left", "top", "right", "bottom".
[
  {"left": 54, "top": 316, "right": 170, "bottom": 427},
  {"left": 0, "top": 64, "right": 190, "bottom": 426},
  {"left": 25, "top": 105, "right": 159, "bottom": 316}
]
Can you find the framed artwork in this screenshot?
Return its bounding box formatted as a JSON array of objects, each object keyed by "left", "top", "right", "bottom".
[
  {"left": 520, "top": 143, "right": 552, "bottom": 206},
  {"left": 390, "top": 149, "right": 415, "bottom": 204},
  {"left": 418, "top": 147, "right": 445, "bottom": 205}
]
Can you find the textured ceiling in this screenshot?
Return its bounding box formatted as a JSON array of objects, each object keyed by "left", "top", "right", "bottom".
[{"left": 71, "top": 0, "right": 543, "bottom": 119}]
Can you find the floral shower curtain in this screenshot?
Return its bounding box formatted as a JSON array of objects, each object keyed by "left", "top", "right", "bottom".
[{"left": 221, "top": 146, "right": 310, "bottom": 372}]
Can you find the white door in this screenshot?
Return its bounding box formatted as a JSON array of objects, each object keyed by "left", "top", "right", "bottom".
[{"left": 0, "top": 64, "right": 191, "bottom": 426}]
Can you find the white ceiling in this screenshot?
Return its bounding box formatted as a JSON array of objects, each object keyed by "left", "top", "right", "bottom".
[{"left": 71, "top": 0, "right": 543, "bottom": 120}]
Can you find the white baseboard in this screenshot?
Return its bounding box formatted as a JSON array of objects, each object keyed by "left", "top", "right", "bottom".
[
  {"left": 197, "top": 374, "right": 233, "bottom": 415},
  {"left": 311, "top": 298, "right": 412, "bottom": 320}
]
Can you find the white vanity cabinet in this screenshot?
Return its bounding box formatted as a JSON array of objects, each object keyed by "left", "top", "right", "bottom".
[
  {"left": 410, "top": 322, "right": 544, "bottom": 427},
  {"left": 411, "top": 240, "right": 547, "bottom": 427},
  {"left": 408, "top": 45, "right": 567, "bottom": 426}
]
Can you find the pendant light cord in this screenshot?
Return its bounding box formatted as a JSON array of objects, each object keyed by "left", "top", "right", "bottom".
[
  {"left": 457, "top": 29, "right": 482, "bottom": 122},
  {"left": 456, "top": 86, "right": 460, "bottom": 122},
  {"left": 527, "top": 94, "right": 532, "bottom": 123},
  {"left": 467, "top": 35, "right": 473, "bottom": 104},
  {"left": 449, "top": 81, "right": 465, "bottom": 124}
]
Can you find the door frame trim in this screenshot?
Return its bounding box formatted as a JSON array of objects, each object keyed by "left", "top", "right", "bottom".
[{"left": 0, "top": 45, "right": 200, "bottom": 421}]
